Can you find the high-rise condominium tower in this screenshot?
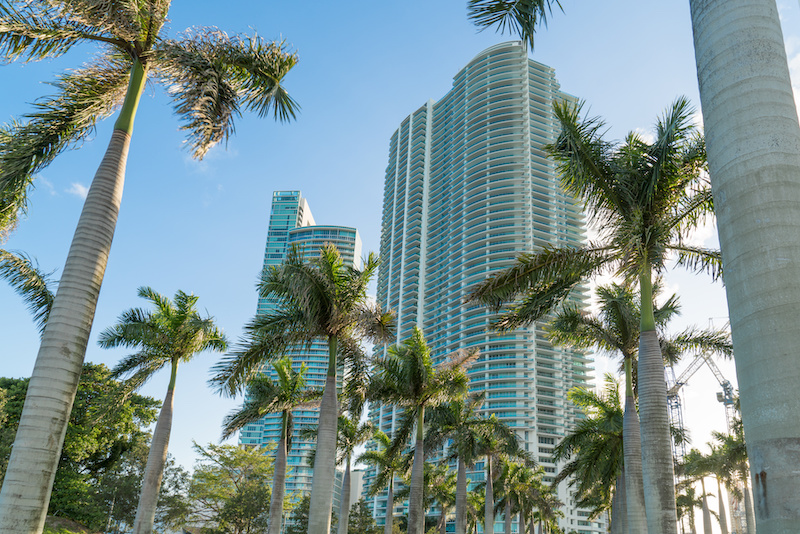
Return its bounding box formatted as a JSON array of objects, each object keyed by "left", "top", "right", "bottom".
[
  {"left": 239, "top": 190, "right": 362, "bottom": 497},
  {"left": 368, "top": 42, "right": 603, "bottom": 533}
]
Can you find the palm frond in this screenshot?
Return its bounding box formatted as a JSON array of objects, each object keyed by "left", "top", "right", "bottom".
[
  {"left": 666, "top": 327, "right": 733, "bottom": 360},
  {"left": 0, "top": 248, "right": 55, "bottom": 335},
  {"left": 57, "top": 0, "right": 143, "bottom": 42},
  {"left": 669, "top": 243, "right": 723, "bottom": 281},
  {"left": 468, "top": 244, "right": 611, "bottom": 309},
  {"left": 155, "top": 29, "right": 297, "bottom": 159},
  {"left": 466, "top": 0, "right": 561, "bottom": 50},
  {"left": 0, "top": 1, "right": 123, "bottom": 63},
  {"left": 0, "top": 56, "right": 130, "bottom": 232}
]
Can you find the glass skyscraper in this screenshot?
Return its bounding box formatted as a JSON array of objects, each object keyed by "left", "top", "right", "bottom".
[
  {"left": 239, "top": 190, "right": 362, "bottom": 497},
  {"left": 367, "top": 42, "right": 604, "bottom": 533}
]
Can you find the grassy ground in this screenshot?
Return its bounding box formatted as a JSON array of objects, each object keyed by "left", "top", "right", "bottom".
[{"left": 43, "top": 516, "right": 97, "bottom": 534}]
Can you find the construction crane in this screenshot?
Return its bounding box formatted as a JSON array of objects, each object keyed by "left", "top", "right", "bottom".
[{"left": 666, "top": 352, "right": 736, "bottom": 462}]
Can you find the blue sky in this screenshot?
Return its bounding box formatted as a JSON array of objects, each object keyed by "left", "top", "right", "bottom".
[{"left": 3, "top": 1, "right": 799, "bottom": 487}]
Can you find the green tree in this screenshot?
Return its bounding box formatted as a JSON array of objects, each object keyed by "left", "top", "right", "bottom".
[
  {"left": 470, "top": 99, "right": 716, "bottom": 533},
  {"left": 221, "top": 357, "right": 322, "bottom": 534},
  {"left": 370, "top": 327, "right": 472, "bottom": 534},
  {"left": 0, "top": 364, "right": 161, "bottom": 531},
  {"left": 0, "top": 2, "right": 296, "bottom": 528},
  {"left": 357, "top": 430, "right": 404, "bottom": 534},
  {"left": 284, "top": 494, "right": 337, "bottom": 534},
  {"left": 187, "top": 442, "right": 274, "bottom": 534},
  {"left": 426, "top": 393, "right": 518, "bottom": 534},
  {"left": 212, "top": 244, "right": 393, "bottom": 534},
  {"left": 553, "top": 376, "right": 623, "bottom": 533},
  {"left": 681, "top": 450, "right": 715, "bottom": 534},
  {"left": 347, "top": 498, "right": 380, "bottom": 534},
  {"left": 334, "top": 416, "right": 374, "bottom": 534},
  {"left": 99, "top": 287, "right": 227, "bottom": 534}
]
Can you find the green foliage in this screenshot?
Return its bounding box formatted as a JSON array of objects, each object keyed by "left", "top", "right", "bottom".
[
  {"left": 284, "top": 494, "right": 337, "bottom": 534},
  {"left": 187, "top": 442, "right": 275, "bottom": 534},
  {"left": 0, "top": 363, "right": 173, "bottom": 530},
  {"left": 347, "top": 498, "right": 380, "bottom": 534}
]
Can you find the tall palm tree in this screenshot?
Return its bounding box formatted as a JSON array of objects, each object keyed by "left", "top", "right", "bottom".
[
  {"left": 0, "top": 3, "right": 296, "bottom": 529},
  {"left": 682, "top": 449, "right": 715, "bottom": 534},
  {"left": 357, "top": 430, "right": 405, "bottom": 534},
  {"left": 370, "top": 326, "right": 473, "bottom": 534},
  {"left": 688, "top": 3, "right": 800, "bottom": 527},
  {"left": 212, "top": 244, "right": 393, "bottom": 534},
  {"left": 476, "top": 417, "right": 527, "bottom": 534},
  {"left": 711, "top": 428, "right": 754, "bottom": 534},
  {"left": 548, "top": 282, "right": 731, "bottom": 533},
  {"left": 705, "top": 444, "right": 730, "bottom": 534},
  {"left": 334, "top": 415, "right": 374, "bottom": 534},
  {"left": 426, "top": 393, "right": 518, "bottom": 534},
  {"left": 470, "top": 98, "right": 717, "bottom": 534},
  {"left": 676, "top": 485, "right": 703, "bottom": 534},
  {"left": 220, "top": 358, "right": 323, "bottom": 534},
  {"left": 97, "top": 287, "right": 227, "bottom": 534},
  {"left": 0, "top": 249, "right": 54, "bottom": 335},
  {"left": 553, "top": 375, "right": 624, "bottom": 533}
]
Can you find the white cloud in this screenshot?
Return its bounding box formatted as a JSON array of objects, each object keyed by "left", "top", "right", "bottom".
[
  {"left": 38, "top": 176, "right": 57, "bottom": 196},
  {"left": 66, "top": 182, "right": 89, "bottom": 199}
]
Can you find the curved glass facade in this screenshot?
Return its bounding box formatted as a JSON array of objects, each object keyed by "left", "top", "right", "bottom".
[{"left": 369, "top": 42, "right": 603, "bottom": 533}]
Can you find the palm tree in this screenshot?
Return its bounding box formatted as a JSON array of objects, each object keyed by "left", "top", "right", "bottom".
[
  {"left": 212, "top": 244, "right": 393, "bottom": 534},
  {"left": 553, "top": 375, "right": 624, "bottom": 533},
  {"left": 687, "top": 3, "right": 800, "bottom": 526},
  {"left": 97, "top": 287, "right": 227, "bottom": 534},
  {"left": 711, "top": 428, "right": 754, "bottom": 534},
  {"left": 476, "top": 418, "right": 527, "bottom": 534},
  {"left": 370, "top": 326, "right": 473, "bottom": 534},
  {"left": 469, "top": 98, "right": 717, "bottom": 533},
  {"left": 529, "top": 483, "right": 563, "bottom": 534},
  {"left": 0, "top": 3, "right": 296, "bottom": 528},
  {"left": 676, "top": 485, "right": 703, "bottom": 534},
  {"left": 548, "top": 282, "right": 731, "bottom": 533},
  {"left": 220, "top": 358, "right": 323, "bottom": 534},
  {"left": 357, "top": 430, "right": 405, "bottom": 534},
  {"left": 705, "top": 444, "right": 730, "bottom": 534},
  {"left": 0, "top": 249, "right": 54, "bottom": 335},
  {"left": 682, "top": 449, "right": 715, "bottom": 534},
  {"left": 425, "top": 393, "right": 518, "bottom": 534},
  {"left": 334, "top": 415, "right": 374, "bottom": 534}
]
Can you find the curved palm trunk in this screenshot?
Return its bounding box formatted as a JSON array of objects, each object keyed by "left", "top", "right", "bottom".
[
  {"left": 308, "top": 336, "right": 339, "bottom": 534},
  {"left": 700, "top": 479, "right": 712, "bottom": 534},
  {"left": 637, "top": 269, "right": 678, "bottom": 534},
  {"left": 622, "top": 359, "right": 647, "bottom": 534},
  {"left": 407, "top": 407, "right": 426, "bottom": 534},
  {"left": 611, "top": 469, "right": 627, "bottom": 534},
  {"left": 338, "top": 456, "right": 352, "bottom": 534},
  {"left": 455, "top": 458, "right": 467, "bottom": 534},
  {"left": 485, "top": 456, "right": 495, "bottom": 534},
  {"left": 267, "top": 412, "right": 289, "bottom": 534},
  {"left": 690, "top": 1, "right": 800, "bottom": 531},
  {"left": 717, "top": 477, "right": 729, "bottom": 534},
  {"left": 384, "top": 477, "right": 394, "bottom": 534},
  {"left": 0, "top": 61, "right": 145, "bottom": 534},
  {"left": 133, "top": 360, "right": 177, "bottom": 534}
]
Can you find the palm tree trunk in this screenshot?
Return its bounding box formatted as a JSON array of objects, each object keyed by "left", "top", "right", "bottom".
[
  {"left": 717, "top": 477, "right": 729, "bottom": 534},
  {"left": 485, "top": 456, "right": 494, "bottom": 534},
  {"left": 455, "top": 458, "right": 467, "bottom": 534},
  {"left": 407, "top": 407, "right": 426, "bottom": 534},
  {"left": 611, "top": 469, "right": 627, "bottom": 534},
  {"left": 308, "top": 335, "right": 339, "bottom": 534},
  {"left": 384, "top": 477, "right": 394, "bottom": 534},
  {"left": 504, "top": 500, "right": 512, "bottom": 534},
  {"left": 622, "top": 359, "right": 647, "bottom": 534},
  {"left": 132, "top": 359, "right": 177, "bottom": 534},
  {"left": 0, "top": 63, "right": 145, "bottom": 534},
  {"left": 690, "top": 1, "right": 800, "bottom": 531},
  {"left": 338, "top": 456, "right": 352, "bottom": 534},
  {"left": 637, "top": 268, "right": 678, "bottom": 534},
  {"left": 267, "top": 412, "right": 289, "bottom": 534},
  {"left": 700, "top": 479, "right": 712, "bottom": 534}
]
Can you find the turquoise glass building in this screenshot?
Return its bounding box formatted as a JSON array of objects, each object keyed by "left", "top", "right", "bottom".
[
  {"left": 239, "top": 190, "right": 361, "bottom": 498},
  {"left": 367, "top": 42, "right": 604, "bottom": 533}
]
